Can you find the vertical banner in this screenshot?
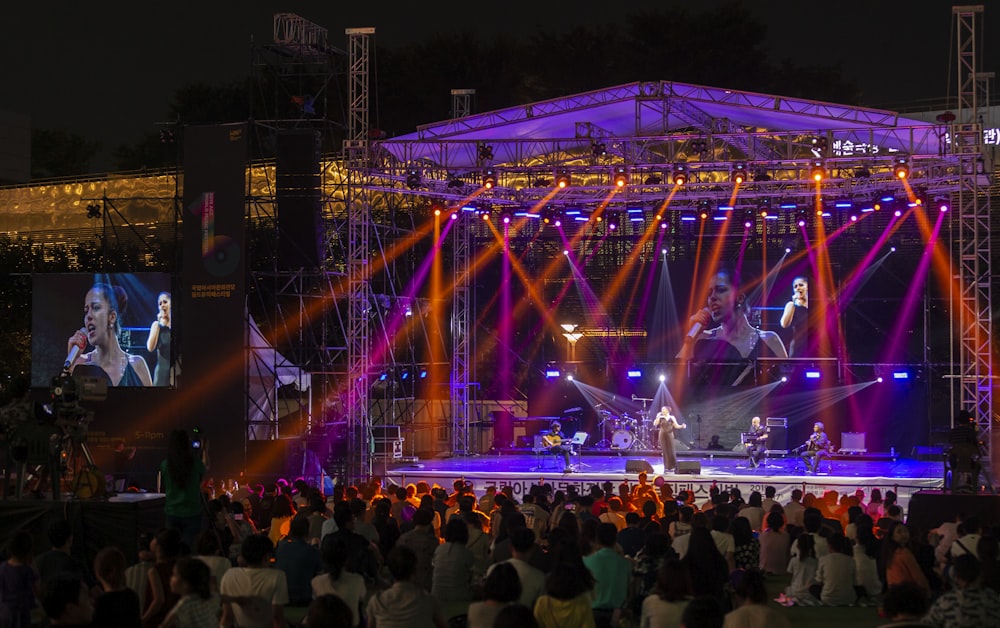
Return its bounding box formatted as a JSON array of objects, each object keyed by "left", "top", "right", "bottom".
[{"left": 181, "top": 124, "right": 247, "bottom": 476}]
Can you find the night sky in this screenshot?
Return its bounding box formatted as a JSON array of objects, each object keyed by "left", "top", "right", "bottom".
[{"left": 1, "top": 1, "right": 993, "bottom": 156}]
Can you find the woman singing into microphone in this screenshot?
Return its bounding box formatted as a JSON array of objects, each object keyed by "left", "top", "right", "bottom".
[
  {"left": 678, "top": 266, "right": 787, "bottom": 385},
  {"left": 780, "top": 276, "right": 809, "bottom": 357},
  {"left": 146, "top": 291, "right": 172, "bottom": 386},
  {"left": 66, "top": 282, "right": 153, "bottom": 387},
  {"left": 653, "top": 406, "right": 686, "bottom": 473}
]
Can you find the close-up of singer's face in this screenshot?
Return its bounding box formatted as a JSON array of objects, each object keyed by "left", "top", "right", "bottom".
[
  {"left": 707, "top": 271, "right": 737, "bottom": 323},
  {"left": 84, "top": 288, "right": 116, "bottom": 347}
]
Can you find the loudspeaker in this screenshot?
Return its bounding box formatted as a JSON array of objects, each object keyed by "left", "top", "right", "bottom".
[
  {"left": 765, "top": 426, "right": 787, "bottom": 451},
  {"left": 677, "top": 460, "right": 701, "bottom": 474},
  {"left": 276, "top": 130, "right": 322, "bottom": 269},
  {"left": 626, "top": 459, "right": 654, "bottom": 474}
]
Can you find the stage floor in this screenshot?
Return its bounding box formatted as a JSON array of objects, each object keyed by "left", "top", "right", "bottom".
[{"left": 380, "top": 450, "right": 944, "bottom": 509}]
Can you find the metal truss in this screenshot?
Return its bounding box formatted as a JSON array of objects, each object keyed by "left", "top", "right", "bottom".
[
  {"left": 451, "top": 210, "right": 472, "bottom": 454},
  {"left": 953, "top": 5, "right": 993, "bottom": 465},
  {"left": 345, "top": 27, "right": 375, "bottom": 484}
]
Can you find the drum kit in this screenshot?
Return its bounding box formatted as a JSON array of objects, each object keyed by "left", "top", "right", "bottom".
[{"left": 594, "top": 401, "right": 654, "bottom": 451}]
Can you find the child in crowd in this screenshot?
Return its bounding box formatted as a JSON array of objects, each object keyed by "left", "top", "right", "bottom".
[
  {"left": 93, "top": 545, "right": 142, "bottom": 627},
  {"left": 161, "top": 557, "right": 221, "bottom": 628},
  {"left": 776, "top": 533, "right": 819, "bottom": 606}
]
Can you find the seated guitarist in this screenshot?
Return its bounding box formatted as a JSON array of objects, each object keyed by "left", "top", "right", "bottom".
[
  {"left": 545, "top": 421, "right": 572, "bottom": 471},
  {"left": 745, "top": 416, "right": 767, "bottom": 469},
  {"left": 798, "top": 421, "right": 831, "bottom": 474}
]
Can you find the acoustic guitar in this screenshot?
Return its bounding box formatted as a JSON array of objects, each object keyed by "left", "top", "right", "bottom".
[{"left": 541, "top": 433, "right": 562, "bottom": 447}]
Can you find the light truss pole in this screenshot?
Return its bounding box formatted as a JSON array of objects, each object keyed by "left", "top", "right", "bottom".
[
  {"left": 952, "top": 5, "right": 992, "bottom": 468},
  {"left": 451, "top": 215, "right": 471, "bottom": 455},
  {"left": 345, "top": 27, "right": 375, "bottom": 483}
]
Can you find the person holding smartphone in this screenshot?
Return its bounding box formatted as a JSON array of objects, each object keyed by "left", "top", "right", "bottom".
[{"left": 159, "top": 429, "right": 208, "bottom": 550}]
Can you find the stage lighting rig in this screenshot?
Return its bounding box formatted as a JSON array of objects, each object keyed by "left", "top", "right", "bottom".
[
  {"left": 85, "top": 203, "right": 101, "bottom": 219},
  {"left": 592, "top": 141, "right": 607, "bottom": 158},
  {"left": 405, "top": 168, "right": 421, "bottom": 190},
  {"left": 447, "top": 175, "right": 465, "bottom": 188},
  {"left": 893, "top": 156, "right": 910, "bottom": 179},
  {"left": 698, "top": 199, "right": 711, "bottom": 220},
  {"left": 752, "top": 167, "right": 772, "bottom": 182},
  {"left": 809, "top": 159, "right": 826, "bottom": 182},
  {"left": 671, "top": 164, "right": 687, "bottom": 186},
  {"left": 483, "top": 168, "right": 497, "bottom": 189},
  {"left": 810, "top": 135, "right": 829, "bottom": 157},
  {"left": 795, "top": 207, "right": 809, "bottom": 227},
  {"left": 613, "top": 166, "right": 629, "bottom": 188},
  {"left": 606, "top": 210, "right": 621, "bottom": 230},
  {"left": 741, "top": 207, "right": 755, "bottom": 228},
  {"left": 555, "top": 169, "right": 571, "bottom": 188},
  {"left": 731, "top": 163, "right": 747, "bottom": 184},
  {"left": 477, "top": 143, "right": 494, "bottom": 162},
  {"left": 499, "top": 207, "right": 515, "bottom": 225}
]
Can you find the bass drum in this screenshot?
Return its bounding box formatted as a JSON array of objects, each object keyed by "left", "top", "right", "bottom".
[{"left": 611, "top": 430, "right": 634, "bottom": 450}]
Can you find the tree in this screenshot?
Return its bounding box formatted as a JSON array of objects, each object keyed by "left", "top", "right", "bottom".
[{"left": 31, "top": 129, "right": 102, "bottom": 179}]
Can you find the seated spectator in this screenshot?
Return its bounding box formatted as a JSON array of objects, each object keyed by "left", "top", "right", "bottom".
[
  {"left": 41, "top": 573, "right": 93, "bottom": 627},
  {"left": 466, "top": 561, "right": 521, "bottom": 628},
  {"left": 731, "top": 517, "right": 760, "bottom": 571},
  {"left": 487, "top": 526, "right": 545, "bottom": 609},
  {"left": 34, "top": 519, "right": 92, "bottom": 590},
  {"left": 304, "top": 594, "right": 353, "bottom": 628},
  {"left": 723, "top": 568, "right": 791, "bottom": 627},
  {"left": 142, "top": 527, "right": 183, "bottom": 628},
  {"left": 219, "top": 534, "right": 288, "bottom": 628},
  {"left": 193, "top": 530, "right": 231, "bottom": 593},
  {"left": 0, "top": 529, "right": 39, "bottom": 628},
  {"left": 432, "top": 518, "right": 475, "bottom": 620},
  {"left": 161, "top": 557, "right": 220, "bottom": 627},
  {"left": 366, "top": 545, "right": 447, "bottom": 628},
  {"left": 679, "top": 595, "right": 724, "bottom": 628},
  {"left": 274, "top": 515, "right": 324, "bottom": 606},
  {"left": 312, "top": 535, "right": 366, "bottom": 628},
  {"left": 758, "top": 511, "right": 790, "bottom": 575},
  {"left": 876, "top": 583, "right": 928, "bottom": 628},
  {"left": 534, "top": 542, "right": 596, "bottom": 628},
  {"left": 396, "top": 508, "right": 440, "bottom": 591},
  {"left": 811, "top": 533, "right": 857, "bottom": 606},
  {"left": 882, "top": 522, "right": 929, "bottom": 599},
  {"left": 853, "top": 515, "right": 882, "bottom": 602},
  {"left": 93, "top": 545, "right": 141, "bottom": 628},
  {"left": 924, "top": 553, "right": 1000, "bottom": 627},
  {"left": 777, "top": 534, "right": 818, "bottom": 606},
  {"left": 124, "top": 532, "right": 155, "bottom": 611},
  {"left": 639, "top": 558, "right": 690, "bottom": 628}
]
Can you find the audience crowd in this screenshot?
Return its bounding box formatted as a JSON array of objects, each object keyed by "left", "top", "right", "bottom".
[{"left": 3, "top": 472, "right": 1000, "bottom": 627}]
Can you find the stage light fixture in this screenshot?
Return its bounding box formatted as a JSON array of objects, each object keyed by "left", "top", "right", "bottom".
[
  {"left": 810, "top": 135, "right": 828, "bottom": 157},
  {"left": 545, "top": 368, "right": 561, "bottom": 379},
  {"left": 566, "top": 374, "right": 574, "bottom": 381},
  {"left": 606, "top": 210, "right": 621, "bottom": 230},
  {"left": 430, "top": 200, "right": 446, "bottom": 216},
  {"left": 937, "top": 198, "right": 949, "bottom": 212},
  {"left": 659, "top": 374, "right": 666, "bottom": 382},
  {"left": 477, "top": 206, "right": 492, "bottom": 221},
  {"left": 499, "top": 207, "right": 515, "bottom": 224},
  {"left": 809, "top": 159, "right": 826, "bottom": 182},
  {"left": 698, "top": 199, "right": 712, "bottom": 220},
  {"left": 731, "top": 163, "right": 747, "bottom": 184},
  {"left": 691, "top": 139, "right": 708, "bottom": 156},
  {"left": 613, "top": 166, "right": 629, "bottom": 188},
  {"left": 419, "top": 370, "right": 427, "bottom": 379},
  {"left": 483, "top": 168, "right": 497, "bottom": 189},
  {"left": 592, "top": 141, "right": 607, "bottom": 157},
  {"left": 796, "top": 207, "right": 809, "bottom": 227},
  {"left": 672, "top": 164, "right": 687, "bottom": 185},
  {"left": 555, "top": 170, "right": 571, "bottom": 188},
  {"left": 892, "top": 371, "right": 909, "bottom": 380},
  {"left": 626, "top": 369, "right": 642, "bottom": 379},
  {"left": 85, "top": 203, "right": 101, "bottom": 219},
  {"left": 450, "top": 209, "right": 459, "bottom": 220},
  {"left": 477, "top": 143, "right": 494, "bottom": 162},
  {"left": 742, "top": 208, "right": 755, "bottom": 229},
  {"left": 876, "top": 376, "right": 884, "bottom": 383},
  {"left": 805, "top": 370, "right": 821, "bottom": 379},
  {"left": 893, "top": 156, "right": 909, "bottom": 179},
  {"left": 405, "top": 168, "right": 421, "bottom": 189}
]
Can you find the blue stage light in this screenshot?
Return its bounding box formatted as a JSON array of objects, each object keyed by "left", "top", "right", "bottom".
[
  {"left": 545, "top": 369, "right": 561, "bottom": 378},
  {"left": 626, "top": 369, "right": 642, "bottom": 379},
  {"left": 893, "top": 371, "right": 909, "bottom": 380},
  {"left": 805, "top": 370, "right": 821, "bottom": 379}
]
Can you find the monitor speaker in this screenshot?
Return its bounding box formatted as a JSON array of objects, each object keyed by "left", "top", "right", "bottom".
[
  {"left": 625, "top": 459, "right": 654, "bottom": 474},
  {"left": 677, "top": 460, "right": 701, "bottom": 474},
  {"left": 765, "top": 426, "right": 787, "bottom": 451}
]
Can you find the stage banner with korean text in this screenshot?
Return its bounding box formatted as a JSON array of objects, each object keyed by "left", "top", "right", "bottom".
[{"left": 180, "top": 123, "right": 247, "bottom": 475}]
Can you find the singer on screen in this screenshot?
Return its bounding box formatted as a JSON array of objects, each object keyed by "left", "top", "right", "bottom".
[
  {"left": 146, "top": 291, "right": 173, "bottom": 386},
  {"left": 66, "top": 282, "right": 152, "bottom": 387},
  {"left": 678, "top": 266, "right": 786, "bottom": 385}
]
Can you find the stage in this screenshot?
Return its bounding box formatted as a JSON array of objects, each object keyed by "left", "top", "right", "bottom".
[{"left": 380, "top": 449, "right": 946, "bottom": 513}]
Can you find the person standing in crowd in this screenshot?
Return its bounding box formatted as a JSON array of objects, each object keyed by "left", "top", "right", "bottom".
[
  {"left": 0, "top": 529, "right": 39, "bottom": 628},
  {"left": 366, "top": 545, "right": 447, "bottom": 628},
  {"left": 92, "top": 545, "right": 141, "bottom": 628},
  {"left": 146, "top": 291, "right": 173, "bottom": 386},
  {"left": 653, "top": 406, "right": 686, "bottom": 474},
  {"left": 160, "top": 429, "right": 207, "bottom": 550}
]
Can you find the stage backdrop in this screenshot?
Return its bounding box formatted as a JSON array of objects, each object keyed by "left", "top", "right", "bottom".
[{"left": 180, "top": 123, "right": 247, "bottom": 475}]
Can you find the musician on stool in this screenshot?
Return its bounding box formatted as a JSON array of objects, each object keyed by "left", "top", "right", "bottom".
[
  {"left": 547, "top": 421, "right": 573, "bottom": 472},
  {"left": 797, "top": 421, "right": 831, "bottom": 474},
  {"left": 745, "top": 416, "right": 767, "bottom": 469},
  {"left": 653, "top": 406, "right": 687, "bottom": 473}
]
